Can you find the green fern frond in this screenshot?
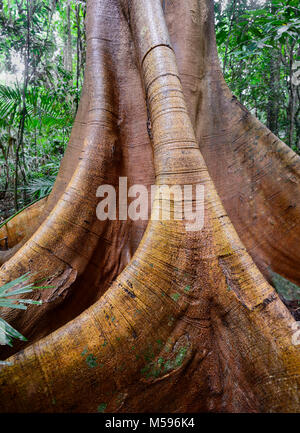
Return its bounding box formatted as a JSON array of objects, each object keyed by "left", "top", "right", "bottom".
[{"left": 24, "top": 174, "right": 56, "bottom": 199}]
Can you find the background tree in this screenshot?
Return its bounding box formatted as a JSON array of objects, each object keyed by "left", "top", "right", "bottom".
[
  {"left": 0, "top": 0, "right": 298, "bottom": 218},
  {"left": 0, "top": 0, "right": 299, "bottom": 413},
  {"left": 0, "top": 0, "right": 86, "bottom": 216},
  {"left": 215, "top": 0, "right": 299, "bottom": 150}
]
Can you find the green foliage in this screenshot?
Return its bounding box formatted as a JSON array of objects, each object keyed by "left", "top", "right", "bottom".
[
  {"left": 0, "top": 0, "right": 298, "bottom": 222},
  {"left": 0, "top": 273, "right": 51, "bottom": 349},
  {"left": 271, "top": 271, "right": 300, "bottom": 319},
  {"left": 215, "top": 0, "right": 300, "bottom": 151},
  {"left": 0, "top": 84, "right": 74, "bottom": 129},
  {"left": 0, "top": 0, "right": 86, "bottom": 220},
  {"left": 271, "top": 271, "right": 300, "bottom": 301},
  {"left": 25, "top": 173, "right": 57, "bottom": 199}
]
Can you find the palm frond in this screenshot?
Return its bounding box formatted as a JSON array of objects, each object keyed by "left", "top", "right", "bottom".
[
  {"left": 0, "top": 84, "right": 72, "bottom": 130},
  {"left": 24, "top": 174, "right": 56, "bottom": 199},
  {"left": 0, "top": 318, "right": 27, "bottom": 347},
  {"left": 0, "top": 273, "right": 53, "bottom": 347},
  {"left": 0, "top": 84, "right": 21, "bottom": 121}
]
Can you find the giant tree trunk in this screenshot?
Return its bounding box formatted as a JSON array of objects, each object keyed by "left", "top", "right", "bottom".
[{"left": 0, "top": 0, "right": 300, "bottom": 413}]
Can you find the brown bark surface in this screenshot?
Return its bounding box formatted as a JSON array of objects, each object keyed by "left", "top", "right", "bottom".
[
  {"left": 0, "top": 196, "right": 48, "bottom": 265},
  {"left": 0, "top": 0, "right": 299, "bottom": 413}
]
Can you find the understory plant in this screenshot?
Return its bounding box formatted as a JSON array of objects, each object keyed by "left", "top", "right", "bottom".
[{"left": 0, "top": 273, "right": 49, "bottom": 363}]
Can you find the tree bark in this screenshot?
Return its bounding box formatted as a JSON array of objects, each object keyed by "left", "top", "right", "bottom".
[
  {"left": 0, "top": 0, "right": 299, "bottom": 413},
  {"left": 0, "top": 141, "right": 10, "bottom": 200},
  {"left": 64, "top": 1, "right": 73, "bottom": 74},
  {"left": 267, "top": 50, "right": 280, "bottom": 136},
  {"left": 222, "top": 0, "right": 237, "bottom": 75},
  {"left": 286, "top": 41, "right": 296, "bottom": 148}
]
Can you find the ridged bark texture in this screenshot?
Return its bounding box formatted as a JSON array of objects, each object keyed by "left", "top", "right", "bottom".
[{"left": 0, "top": 0, "right": 299, "bottom": 413}]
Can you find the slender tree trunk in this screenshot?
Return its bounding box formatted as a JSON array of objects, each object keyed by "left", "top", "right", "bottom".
[
  {"left": 14, "top": 109, "right": 26, "bottom": 210},
  {"left": 223, "top": 0, "right": 237, "bottom": 75},
  {"left": 64, "top": 1, "right": 73, "bottom": 74},
  {"left": 75, "top": 4, "right": 81, "bottom": 114},
  {"left": 287, "top": 42, "right": 296, "bottom": 147},
  {"left": 0, "top": 142, "right": 9, "bottom": 200},
  {"left": 0, "top": 0, "right": 300, "bottom": 413},
  {"left": 267, "top": 50, "right": 280, "bottom": 136},
  {"left": 296, "top": 87, "right": 300, "bottom": 150},
  {"left": 14, "top": 0, "right": 30, "bottom": 210}
]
